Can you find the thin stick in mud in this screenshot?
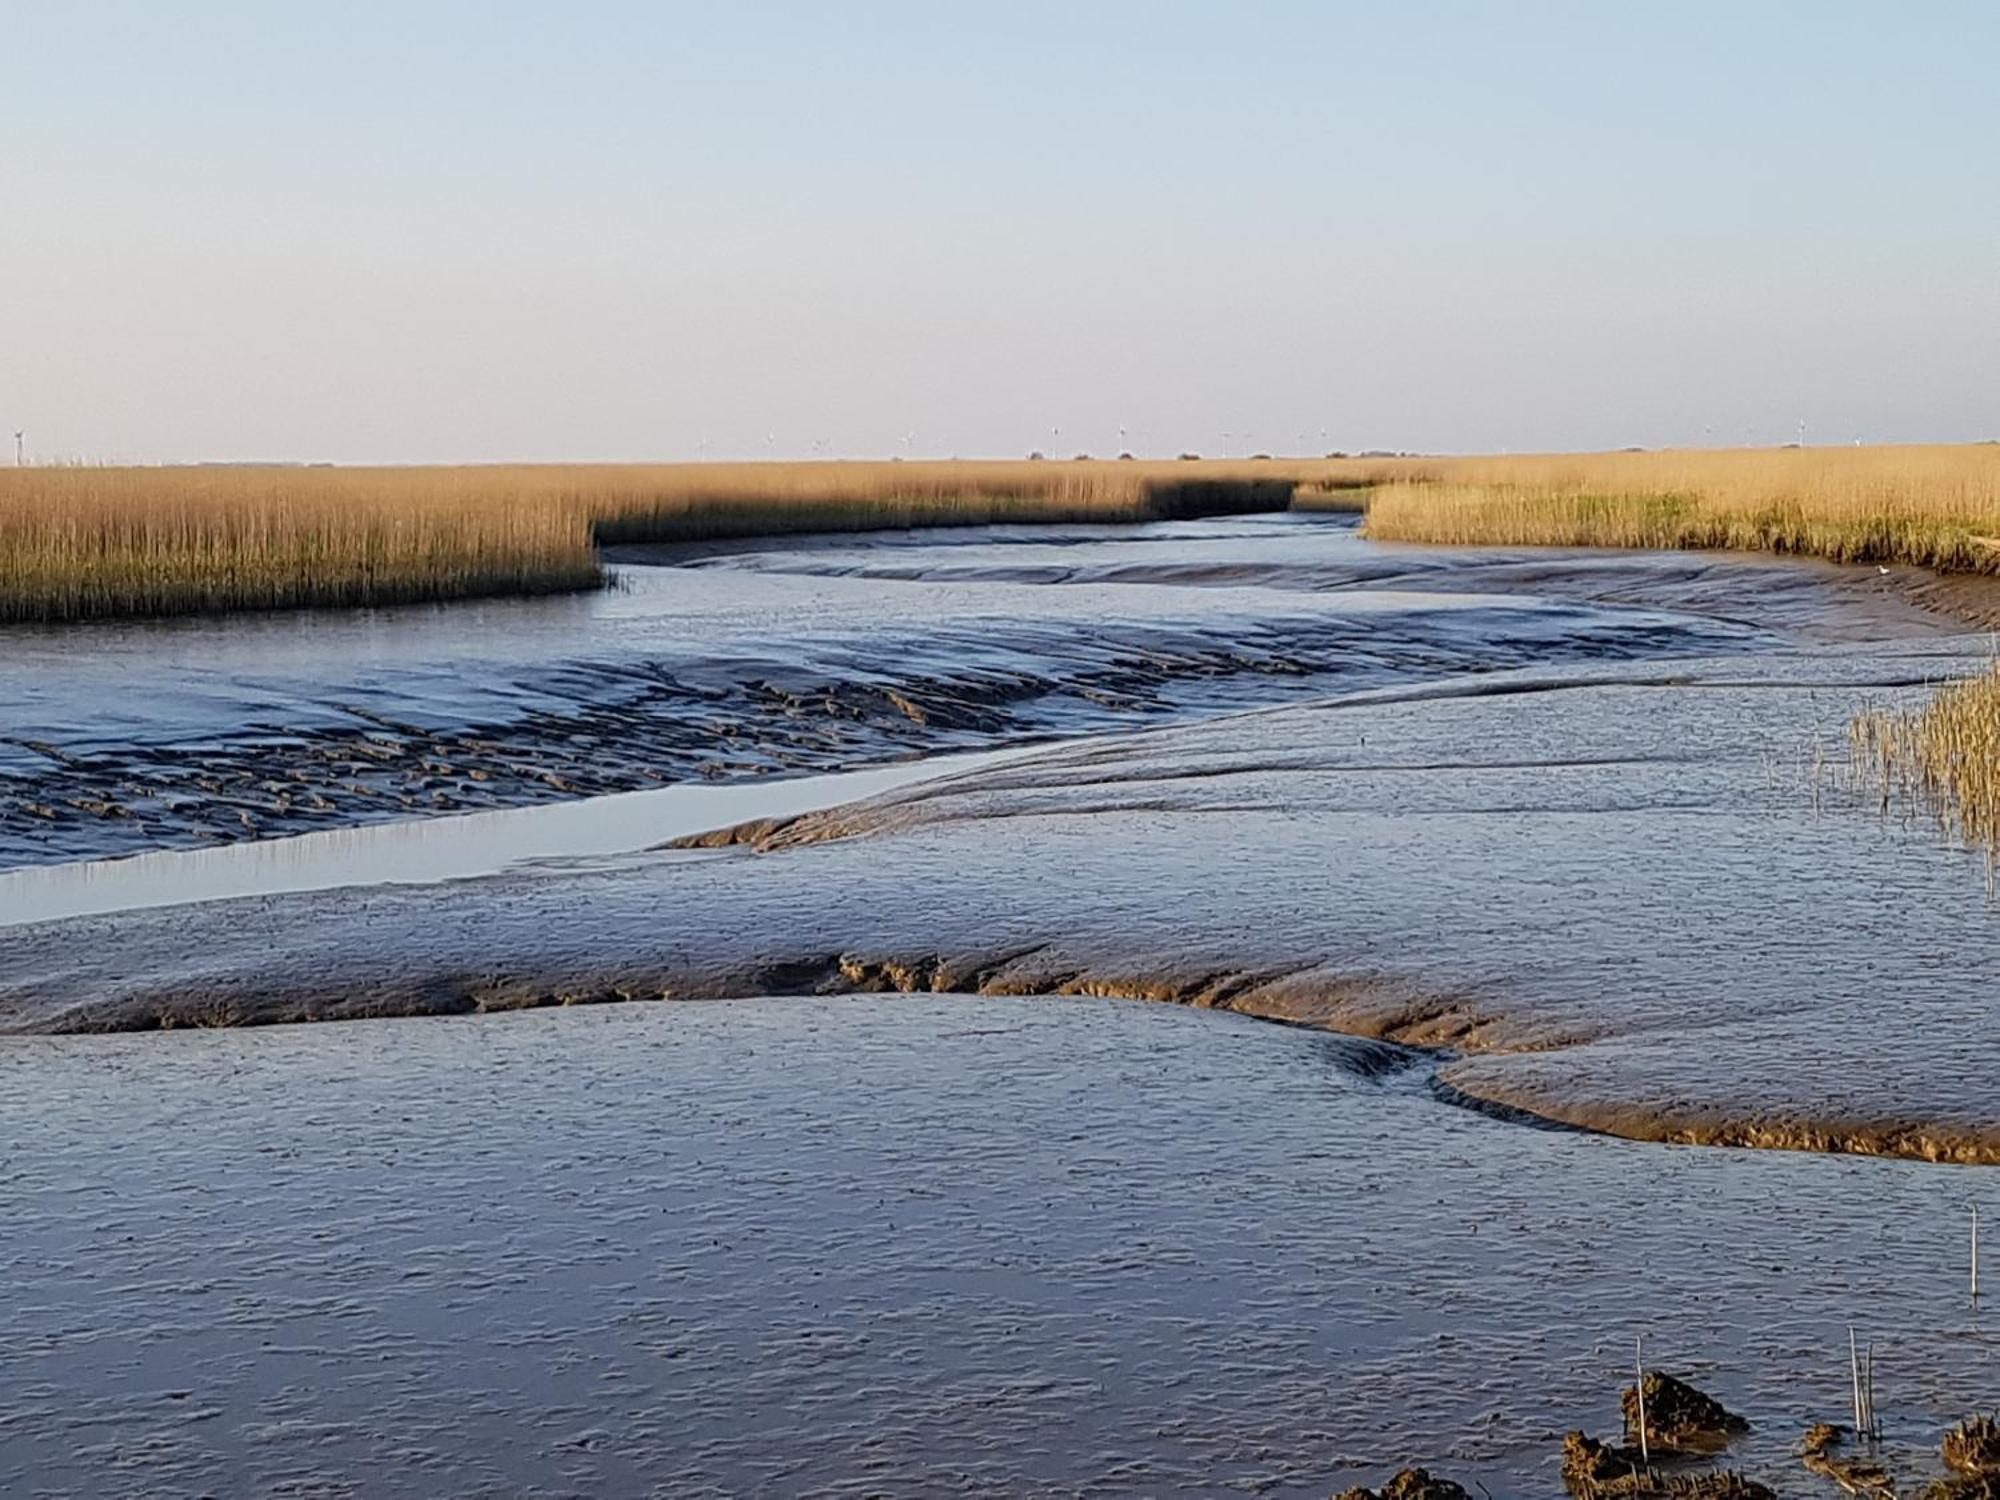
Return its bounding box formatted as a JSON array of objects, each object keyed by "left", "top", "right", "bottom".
[{"left": 1635, "top": 1335, "right": 1651, "bottom": 1468}]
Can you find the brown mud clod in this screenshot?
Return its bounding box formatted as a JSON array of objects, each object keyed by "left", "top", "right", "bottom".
[
  {"left": 1943, "top": 1417, "right": 2000, "bottom": 1476},
  {"left": 1925, "top": 1479, "right": 2000, "bottom": 1500},
  {"left": 1798, "top": 1423, "right": 1895, "bottom": 1497},
  {"left": 1624, "top": 1372, "right": 1751, "bottom": 1454},
  {"left": 1562, "top": 1432, "right": 1774, "bottom": 1500},
  {"left": 1334, "top": 1468, "right": 1471, "bottom": 1500},
  {"left": 1925, "top": 1416, "right": 2000, "bottom": 1499}
]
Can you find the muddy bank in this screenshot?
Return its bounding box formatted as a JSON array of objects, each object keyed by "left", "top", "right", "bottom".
[{"left": 6, "top": 639, "right": 1999, "bottom": 1162}]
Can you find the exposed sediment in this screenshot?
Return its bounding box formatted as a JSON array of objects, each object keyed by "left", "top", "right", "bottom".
[
  {"left": 1624, "top": 1373, "right": 1750, "bottom": 1455},
  {"left": 1799, "top": 1423, "right": 1894, "bottom": 1498},
  {"left": 1336, "top": 1469, "right": 1471, "bottom": 1500},
  {"left": 5, "top": 561, "right": 2000, "bottom": 1165},
  {"left": 1943, "top": 1417, "right": 2000, "bottom": 1477},
  {"left": 1563, "top": 1432, "right": 1774, "bottom": 1499},
  {"left": 0, "top": 573, "right": 1755, "bottom": 867},
  {"left": 1436, "top": 1076, "right": 2000, "bottom": 1165}
]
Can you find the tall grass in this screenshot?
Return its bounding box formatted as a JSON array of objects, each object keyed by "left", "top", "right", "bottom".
[
  {"left": 0, "top": 467, "right": 601, "bottom": 624},
  {"left": 1851, "top": 662, "right": 2000, "bottom": 854},
  {"left": 0, "top": 459, "right": 1318, "bottom": 624},
  {"left": 1353, "top": 445, "right": 2000, "bottom": 573},
  {"left": 14, "top": 446, "right": 2000, "bottom": 624}
]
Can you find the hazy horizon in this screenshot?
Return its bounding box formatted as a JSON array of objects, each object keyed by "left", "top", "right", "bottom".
[{"left": 6, "top": 1, "right": 1996, "bottom": 466}]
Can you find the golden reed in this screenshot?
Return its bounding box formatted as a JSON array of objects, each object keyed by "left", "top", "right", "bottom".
[
  {"left": 0, "top": 459, "right": 1339, "bottom": 624},
  {"left": 1354, "top": 444, "right": 2000, "bottom": 573},
  {"left": 9, "top": 445, "right": 1999, "bottom": 623},
  {"left": 1852, "top": 663, "right": 2000, "bottom": 855}
]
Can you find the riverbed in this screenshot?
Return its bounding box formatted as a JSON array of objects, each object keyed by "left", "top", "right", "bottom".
[{"left": 3, "top": 514, "right": 1996, "bottom": 1496}]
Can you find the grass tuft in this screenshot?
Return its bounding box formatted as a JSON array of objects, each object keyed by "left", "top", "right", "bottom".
[{"left": 1851, "top": 663, "right": 2000, "bottom": 854}]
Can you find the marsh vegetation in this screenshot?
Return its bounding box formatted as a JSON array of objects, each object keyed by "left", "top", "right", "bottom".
[
  {"left": 9, "top": 446, "right": 2000, "bottom": 624},
  {"left": 0, "top": 459, "right": 1310, "bottom": 623},
  {"left": 1850, "top": 661, "right": 2000, "bottom": 855},
  {"left": 1352, "top": 444, "right": 2000, "bottom": 574}
]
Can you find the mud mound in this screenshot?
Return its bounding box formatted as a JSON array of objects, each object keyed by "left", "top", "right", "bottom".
[
  {"left": 1945, "top": 1416, "right": 2000, "bottom": 1475},
  {"left": 1624, "top": 1372, "right": 1750, "bottom": 1453},
  {"left": 1562, "top": 1431, "right": 1773, "bottom": 1499},
  {"left": 1799, "top": 1423, "right": 1893, "bottom": 1497},
  {"left": 1925, "top": 1477, "right": 2000, "bottom": 1500},
  {"left": 1565, "top": 1432, "right": 1647, "bottom": 1492},
  {"left": 1335, "top": 1468, "right": 1471, "bottom": 1500}
]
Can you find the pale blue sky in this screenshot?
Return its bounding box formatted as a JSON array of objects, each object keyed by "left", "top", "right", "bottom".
[{"left": 3, "top": 1, "right": 1995, "bottom": 462}]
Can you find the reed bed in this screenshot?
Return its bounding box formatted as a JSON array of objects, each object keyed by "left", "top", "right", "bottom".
[
  {"left": 16, "top": 446, "right": 1999, "bottom": 624},
  {"left": 1352, "top": 445, "right": 2000, "bottom": 574},
  {"left": 0, "top": 459, "right": 1325, "bottom": 624},
  {"left": 0, "top": 467, "right": 601, "bottom": 624},
  {"left": 1851, "top": 661, "right": 2000, "bottom": 854}
]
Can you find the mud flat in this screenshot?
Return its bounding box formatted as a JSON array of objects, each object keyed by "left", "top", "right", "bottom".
[
  {"left": 4, "top": 995, "right": 2000, "bottom": 1499},
  {"left": 3, "top": 618, "right": 1996, "bottom": 1158},
  {"left": 6, "top": 517, "right": 2000, "bottom": 1495}
]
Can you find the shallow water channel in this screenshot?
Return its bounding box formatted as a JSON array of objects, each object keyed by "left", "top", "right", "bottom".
[{"left": 3, "top": 515, "right": 1997, "bottom": 1496}]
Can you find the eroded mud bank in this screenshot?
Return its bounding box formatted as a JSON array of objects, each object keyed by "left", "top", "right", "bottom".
[{"left": 7, "top": 635, "right": 1998, "bottom": 1161}]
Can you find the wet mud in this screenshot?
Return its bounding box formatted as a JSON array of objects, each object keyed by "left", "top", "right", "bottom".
[
  {"left": 1800, "top": 1424, "right": 1895, "bottom": 1497},
  {"left": 8, "top": 514, "right": 2000, "bottom": 1495},
  {"left": 3, "top": 512, "right": 1977, "bottom": 868},
  {"left": 5, "top": 630, "right": 1999, "bottom": 1164},
  {"left": 4, "top": 996, "right": 1998, "bottom": 1499},
  {"left": 1624, "top": 1373, "right": 1750, "bottom": 1455},
  {"left": 1337, "top": 1468, "right": 1472, "bottom": 1499}
]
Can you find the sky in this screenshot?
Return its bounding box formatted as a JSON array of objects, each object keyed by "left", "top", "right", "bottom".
[{"left": 3, "top": 1, "right": 1996, "bottom": 464}]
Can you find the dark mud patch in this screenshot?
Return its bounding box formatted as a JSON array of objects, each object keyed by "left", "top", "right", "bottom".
[
  {"left": 1625, "top": 1373, "right": 1750, "bottom": 1455},
  {"left": 6, "top": 632, "right": 2000, "bottom": 1166},
  {"left": 0, "top": 593, "right": 1755, "bottom": 867},
  {"left": 1563, "top": 1433, "right": 1773, "bottom": 1499},
  {"left": 1799, "top": 1424, "right": 1894, "bottom": 1497},
  {"left": 1336, "top": 1468, "right": 1471, "bottom": 1500}
]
